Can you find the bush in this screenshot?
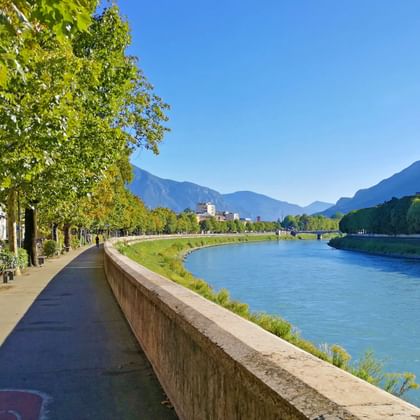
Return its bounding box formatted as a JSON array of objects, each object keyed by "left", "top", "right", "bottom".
[
  {"left": 71, "top": 236, "right": 80, "bottom": 249},
  {"left": 331, "top": 345, "right": 351, "bottom": 369},
  {"left": 17, "top": 248, "right": 28, "bottom": 270},
  {"left": 0, "top": 249, "right": 18, "bottom": 271},
  {"left": 43, "top": 240, "right": 58, "bottom": 257}
]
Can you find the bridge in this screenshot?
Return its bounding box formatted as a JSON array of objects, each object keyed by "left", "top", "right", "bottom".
[{"left": 290, "top": 230, "right": 341, "bottom": 240}]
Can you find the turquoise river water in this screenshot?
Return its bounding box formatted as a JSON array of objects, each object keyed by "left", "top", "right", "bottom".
[{"left": 185, "top": 239, "right": 420, "bottom": 406}]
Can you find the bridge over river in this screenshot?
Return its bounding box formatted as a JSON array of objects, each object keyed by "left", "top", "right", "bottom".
[{"left": 290, "top": 229, "right": 340, "bottom": 239}]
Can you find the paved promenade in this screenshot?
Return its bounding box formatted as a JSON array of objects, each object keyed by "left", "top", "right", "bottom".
[{"left": 0, "top": 246, "right": 177, "bottom": 420}]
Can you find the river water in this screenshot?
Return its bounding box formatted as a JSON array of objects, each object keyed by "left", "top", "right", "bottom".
[{"left": 185, "top": 239, "right": 420, "bottom": 405}]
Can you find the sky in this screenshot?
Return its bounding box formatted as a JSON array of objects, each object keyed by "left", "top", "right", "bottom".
[{"left": 115, "top": 0, "right": 420, "bottom": 206}]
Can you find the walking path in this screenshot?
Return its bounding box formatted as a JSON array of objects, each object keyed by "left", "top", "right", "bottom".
[{"left": 0, "top": 246, "right": 177, "bottom": 419}]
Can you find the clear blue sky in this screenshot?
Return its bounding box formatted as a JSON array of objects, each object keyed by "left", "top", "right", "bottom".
[{"left": 116, "top": 0, "right": 420, "bottom": 206}]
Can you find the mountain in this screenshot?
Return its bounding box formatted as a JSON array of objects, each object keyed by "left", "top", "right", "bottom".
[
  {"left": 129, "top": 166, "right": 225, "bottom": 212},
  {"left": 322, "top": 161, "right": 420, "bottom": 216},
  {"left": 302, "top": 201, "right": 335, "bottom": 215},
  {"left": 128, "top": 166, "right": 333, "bottom": 220},
  {"left": 222, "top": 191, "right": 302, "bottom": 220}
]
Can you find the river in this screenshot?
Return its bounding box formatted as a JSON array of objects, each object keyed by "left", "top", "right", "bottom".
[{"left": 185, "top": 239, "right": 420, "bottom": 405}]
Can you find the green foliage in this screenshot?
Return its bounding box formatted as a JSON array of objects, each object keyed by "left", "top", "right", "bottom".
[
  {"left": 329, "top": 236, "right": 420, "bottom": 258},
  {"left": 70, "top": 235, "right": 80, "bottom": 249},
  {"left": 17, "top": 247, "right": 28, "bottom": 269},
  {"left": 43, "top": 240, "right": 58, "bottom": 257},
  {"left": 0, "top": 3, "right": 170, "bottom": 255},
  {"left": 281, "top": 214, "right": 340, "bottom": 231},
  {"left": 199, "top": 217, "right": 278, "bottom": 234},
  {"left": 339, "top": 195, "right": 420, "bottom": 234},
  {"left": 0, "top": 0, "right": 96, "bottom": 87},
  {"left": 0, "top": 249, "right": 18, "bottom": 271},
  {"left": 331, "top": 345, "right": 351, "bottom": 369},
  {"left": 350, "top": 350, "right": 383, "bottom": 385},
  {"left": 407, "top": 198, "right": 420, "bottom": 233},
  {"left": 383, "top": 372, "right": 419, "bottom": 397},
  {"left": 249, "top": 313, "right": 292, "bottom": 338}
]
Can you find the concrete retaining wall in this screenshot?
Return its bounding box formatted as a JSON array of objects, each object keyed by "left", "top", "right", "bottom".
[{"left": 104, "top": 237, "right": 420, "bottom": 420}]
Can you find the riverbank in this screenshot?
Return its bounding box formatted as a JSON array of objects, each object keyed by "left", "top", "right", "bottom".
[
  {"left": 116, "top": 235, "right": 419, "bottom": 399},
  {"left": 328, "top": 235, "right": 420, "bottom": 259}
]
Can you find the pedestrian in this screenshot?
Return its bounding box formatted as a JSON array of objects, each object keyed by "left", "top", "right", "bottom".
[{"left": 95, "top": 235, "right": 100, "bottom": 248}]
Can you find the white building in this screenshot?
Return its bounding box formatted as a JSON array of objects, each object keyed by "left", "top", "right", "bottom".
[
  {"left": 196, "top": 202, "right": 216, "bottom": 217},
  {"left": 224, "top": 212, "right": 239, "bottom": 221},
  {"left": 0, "top": 207, "right": 6, "bottom": 241}
]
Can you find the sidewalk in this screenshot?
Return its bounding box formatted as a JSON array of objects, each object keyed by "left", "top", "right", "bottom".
[
  {"left": 0, "top": 246, "right": 92, "bottom": 345},
  {"left": 0, "top": 246, "right": 177, "bottom": 419}
]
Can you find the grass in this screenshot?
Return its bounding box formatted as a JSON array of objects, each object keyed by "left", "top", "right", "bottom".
[
  {"left": 329, "top": 236, "right": 420, "bottom": 258},
  {"left": 116, "top": 234, "right": 419, "bottom": 398}
]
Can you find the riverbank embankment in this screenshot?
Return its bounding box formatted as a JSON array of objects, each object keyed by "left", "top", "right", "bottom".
[
  {"left": 329, "top": 235, "right": 420, "bottom": 259},
  {"left": 105, "top": 235, "right": 420, "bottom": 419},
  {"left": 116, "top": 235, "right": 419, "bottom": 398}
]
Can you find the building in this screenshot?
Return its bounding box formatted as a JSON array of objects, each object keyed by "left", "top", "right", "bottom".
[
  {"left": 196, "top": 212, "right": 215, "bottom": 223},
  {"left": 0, "top": 207, "right": 6, "bottom": 241},
  {"left": 196, "top": 202, "right": 216, "bottom": 216},
  {"left": 224, "top": 212, "right": 239, "bottom": 221}
]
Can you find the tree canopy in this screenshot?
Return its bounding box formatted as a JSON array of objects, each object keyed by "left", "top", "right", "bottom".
[
  {"left": 0, "top": 4, "right": 169, "bottom": 262},
  {"left": 339, "top": 195, "right": 420, "bottom": 234}
]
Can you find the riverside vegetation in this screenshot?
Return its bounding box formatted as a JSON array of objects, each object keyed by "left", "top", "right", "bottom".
[
  {"left": 0, "top": 3, "right": 170, "bottom": 267},
  {"left": 329, "top": 236, "right": 420, "bottom": 258},
  {"left": 330, "top": 195, "right": 420, "bottom": 258},
  {"left": 339, "top": 195, "right": 420, "bottom": 235},
  {"left": 117, "top": 235, "right": 419, "bottom": 399}
]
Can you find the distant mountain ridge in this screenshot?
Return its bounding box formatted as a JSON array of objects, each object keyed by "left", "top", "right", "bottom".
[
  {"left": 128, "top": 166, "right": 333, "bottom": 220},
  {"left": 322, "top": 160, "right": 420, "bottom": 216}
]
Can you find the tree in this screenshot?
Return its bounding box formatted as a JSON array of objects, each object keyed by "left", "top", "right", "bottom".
[
  {"left": 0, "top": 6, "right": 169, "bottom": 264},
  {"left": 0, "top": 0, "right": 95, "bottom": 86},
  {"left": 407, "top": 198, "right": 420, "bottom": 234}
]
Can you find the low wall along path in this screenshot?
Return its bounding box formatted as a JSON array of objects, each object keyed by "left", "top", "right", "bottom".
[{"left": 104, "top": 236, "right": 420, "bottom": 420}]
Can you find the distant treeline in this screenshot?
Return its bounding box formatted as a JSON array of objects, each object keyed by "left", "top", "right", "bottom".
[
  {"left": 129, "top": 208, "right": 279, "bottom": 235},
  {"left": 199, "top": 217, "right": 278, "bottom": 233},
  {"left": 281, "top": 214, "right": 341, "bottom": 231},
  {"left": 339, "top": 195, "right": 420, "bottom": 234}
]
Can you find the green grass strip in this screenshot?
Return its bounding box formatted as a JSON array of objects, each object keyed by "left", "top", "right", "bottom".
[{"left": 329, "top": 236, "right": 420, "bottom": 258}]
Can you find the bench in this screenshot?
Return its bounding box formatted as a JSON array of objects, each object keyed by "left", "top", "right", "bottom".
[
  {"left": 3, "top": 269, "right": 16, "bottom": 284},
  {"left": 38, "top": 255, "right": 46, "bottom": 266}
]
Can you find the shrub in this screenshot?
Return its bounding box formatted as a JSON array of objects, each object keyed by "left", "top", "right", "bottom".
[
  {"left": 216, "top": 289, "right": 230, "bottom": 305},
  {"left": 17, "top": 248, "right": 28, "bottom": 270},
  {"left": 43, "top": 240, "right": 58, "bottom": 257},
  {"left": 383, "top": 372, "right": 419, "bottom": 397},
  {"left": 71, "top": 236, "right": 80, "bottom": 249},
  {"left": 331, "top": 345, "right": 351, "bottom": 369},
  {"left": 0, "top": 249, "right": 18, "bottom": 271},
  {"left": 352, "top": 350, "right": 384, "bottom": 385}
]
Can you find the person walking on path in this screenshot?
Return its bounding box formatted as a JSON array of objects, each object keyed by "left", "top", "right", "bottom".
[{"left": 95, "top": 235, "right": 100, "bottom": 248}]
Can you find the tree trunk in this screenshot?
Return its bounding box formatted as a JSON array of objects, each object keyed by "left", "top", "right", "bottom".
[
  {"left": 32, "top": 205, "right": 38, "bottom": 265},
  {"left": 63, "top": 223, "right": 71, "bottom": 250},
  {"left": 52, "top": 223, "right": 58, "bottom": 242},
  {"left": 24, "top": 207, "right": 38, "bottom": 267},
  {"left": 7, "top": 189, "right": 18, "bottom": 254},
  {"left": 7, "top": 189, "right": 21, "bottom": 274}
]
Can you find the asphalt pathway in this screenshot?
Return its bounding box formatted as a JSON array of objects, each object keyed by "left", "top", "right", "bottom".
[{"left": 0, "top": 246, "right": 178, "bottom": 420}]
